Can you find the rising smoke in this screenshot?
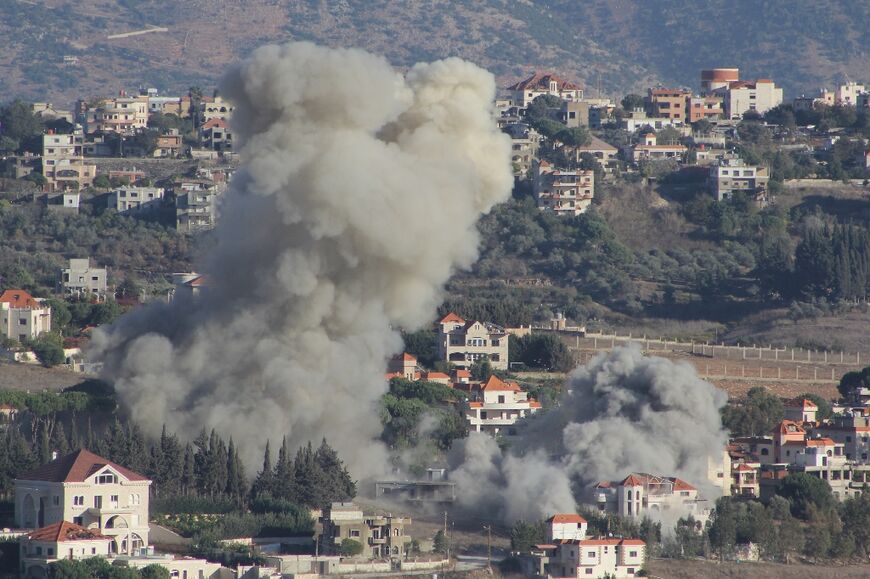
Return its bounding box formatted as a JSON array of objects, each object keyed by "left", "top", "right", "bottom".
[
  {"left": 90, "top": 42, "right": 513, "bottom": 477},
  {"left": 450, "top": 345, "right": 729, "bottom": 522}
]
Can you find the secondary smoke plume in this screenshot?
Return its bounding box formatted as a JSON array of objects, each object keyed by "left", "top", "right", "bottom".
[
  {"left": 451, "top": 345, "right": 729, "bottom": 522},
  {"left": 90, "top": 42, "right": 513, "bottom": 476}
]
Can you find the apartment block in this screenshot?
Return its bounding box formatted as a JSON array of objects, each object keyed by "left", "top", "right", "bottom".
[
  {"left": 647, "top": 88, "right": 691, "bottom": 121},
  {"left": 108, "top": 186, "right": 165, "bottom": 215},
  {"left": 463, "top": 375, "right": 541, "bottom": 436},
  {"left": 319, "top": 502, "right": 411, "bottom": 560},
  {"left": 58, "top": 258, "right": 108, "bottom": 298},
  {"left": 41, "top": 131, "right": 96, "bottom": 192},
  {"left": 709, "top": 156, "right": 769, "bottom": 201},
  {"left": 533, "top": 160, "right": 594, "bottom": 216}
]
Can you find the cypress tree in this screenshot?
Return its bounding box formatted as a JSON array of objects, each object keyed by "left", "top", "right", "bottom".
[{"left": 251, "top": 440, "right": 274, "bottom": 500}]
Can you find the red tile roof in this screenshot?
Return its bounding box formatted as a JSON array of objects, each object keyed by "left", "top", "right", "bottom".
[
  {"left": 547, "top": 514, "right": 587, "bottom": 524},
  {"left": 580, "top": 539, "right": 622, "bottom": 546},
  {"left": 621, "top": 474, "right": 645, "bottom": 487},
  {"left": 774, "top": 420, "right": 806, "bottom": 436},
  {"left": 481, "top": 375, "right": 521, "bottom": 392},
  {"left": 28, "top": 521, "right": 109, "bottom": 542},
  {"left": 201, "top": 118, "right": 228, "bottom": 130},
  {"left": 468, "top": 401, "right": 483, "bottom": 408},
  {"left": 621, "top": 539, "right": 646, "bottom": 546},
  {"left": 507, "top": 72, "right": 583, "bottom": 92},
  {"left": 438, "top": 312, "right": 465, "bottom": 324},
  {"left": 17, "top": 449, "right": 149, "bottom": 483},
  {"left": 735, "top": 464, "right": 755, "bottom": 472},
  {"left": 0, "top": 289, "right": 41, "bottom": 309},
  {"left": 672, "top": 478, "right": 697, "bottom": 491},
  {"left": 454, "top": 370, "right": 471, "bottom": 378},
  {"left": 422, "top": 372, "right": 449, "bottom": 380},
  {"left": 401, "top": 353, "right": 417, "bottom": 362}
]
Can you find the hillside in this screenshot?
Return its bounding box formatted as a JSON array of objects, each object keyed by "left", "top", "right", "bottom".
[{"left": 2, "top": 0, "right": 869, "bottom": 104}]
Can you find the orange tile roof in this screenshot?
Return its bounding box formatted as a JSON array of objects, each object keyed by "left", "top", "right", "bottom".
[
  {"left": 805, "top": 438, "right": 835, "bottom": 447},
  {"left": 621, "top": 539, "right": 646, "bottom": 546},
  {"left": 438, "top": 312, "right": 465, "bottom": 324},
  {"left": 422, "top": 372, "right": 449, "bottom": 380},
  {"left": 0, "top": 289, "right": 41, "bottom": 309},
  {"left": 17, "top": 449, "right": 149, "bottom": 483},
  {"left": 621, "top": 474, "right": 645, "bottom": 486},
  {"left": 735, "top": 464, "right": 755, "bottom": 472},
  {"left": 774, "top": 420, "right": 807, "bottom": 436},
  {"left": 28, "top": 521, "right": 109, "bottom": 543},
  {"left": 672, "top": 478, "right": 697, "bottom": 491},
  {"left": 481, "top": 375, "right": 521, "bottom": 392},
  {"left": 547, "top": 514, "right": 587, "bottom": 524},
  {"left": 468, "top": 402, "right": 483, "bottom": 408},
  {"left": 0, "top": 404, "right": 16, "bottom": 411},
  {"left": 185, "top": 275, "right": 207, "bottom": 287},
  {"left": 454, "top": 370, "right": 471, "bottom": 378},
  {"left": 580, "top": 539, "right": 622, "bottom": 546},
  {"left": 401, "top": 353, "right": 417, "bottom": 362},
  {"left": 201, "top": 118, "right": 228, "bottom": 130},
  {"left": 529, "top": 400, "right": 542, "bottom": 409}
]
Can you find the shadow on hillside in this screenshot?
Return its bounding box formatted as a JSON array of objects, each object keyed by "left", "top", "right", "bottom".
[{"left": 792, "top": 195, "right": 870, "bottom": 223}]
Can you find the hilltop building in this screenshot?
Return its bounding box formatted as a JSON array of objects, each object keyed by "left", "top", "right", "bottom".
[
  {"left": 58, "top": 258, "right": 107, "bottom": 299},
  {"left": 20, "top": 522, "right": 113, "bottom": 578},
  {"left": 41, "top": 130, "right": 96, "bottom": 192},
  {"left": 463, "top": 375, "right": 541, "bottom": 436},
  {"left": 436, "top": 312, "right": 508, "bottom": 370},
  {"left": 507, "top": 72, "right": 584, "bottom": 107},
  {"left": 709, "top": 155, "right": 769, "bottom": 201},
  {"left": 0, "top": 290, "right": 52, "bottom": 342},
  {"left": 627, "top": 132, "right": 687, "bottom": 163},
  {"left": 108, "top": 186, "right": 165, "bottom": 215},
  {"left": 85, "top": 94, "right": 149, "bottom": 134},
  {"left": 591, "top": 473, "right": 703, "bottom": 518}
]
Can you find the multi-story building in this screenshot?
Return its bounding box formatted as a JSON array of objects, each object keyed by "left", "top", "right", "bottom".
[
  {"left": 647, "top": 88, "right": 691, "bottom": 121},
  {"left": 546, "top": 514, "right": 587, "bottom": 542},
  {"left": 199, "top": 95, "right": 234, "bottom": 124},
  {"left": 14, "top": 449, "right": 151, "bottom": 555},
  {"left": 732, "top": 463, "right": 760, "bottom": 497},
  {"left": 709, "top": 155, "right": 769, "bottom": 201},
  {"left": 436, "top": 312, "right": 509, "bottom": 370},
  {"left": 720, "top": 80, "right": 783, "bottom": 119},
  {"left": 41, "top": 130, "right": 97, "bottom": 192},
  {"left": 570, "top": 135, "right": 620, "bottom": 173},
  {"left": 531, "top": 532, "right": 646, "bottom": 579},
  {"left": 88, "top": 95, "right": 149, "bottom": 134},
  {"left": 533, "top": 160, "right": 594, "bottom": 216},
  {"left": 108, "top": 186, "right": 165, "bottom": 215},
  {"left": 385, "top": 353, "right": 420, "bottom": 381},
  {"left": 20, "top": 521, "right": 113, "bottom": 578},
  {"left": 463, "top": 375, "right": 541, "bottom": 436},
  {"left": 688, "top": 96, "right": 724, "bottom": 122},
  {"left": 561, "top": 101, "right": 591, "bottom": 127},
  {"left": 201, "top": 118, "right": 233, "bottom": 152},
  {"left": 815, "top": 408, "right": 870, "bottom": 462},
  {"left": 153, "top": 130, "right": 183, "bottom": 158},
  {"left": 174, "top": 180, "right": 224, "bottom": 232},
  {"left": 618, "top": 109, "right": 684, "bottom": 132},
  {"left": 793, "top": 89, "right": 835, "bottom": 112},
  {"left": 505, "top": 124, "right": 542, "bottom": 176},
  {"left": 784, "top": 398, "right": 818, "bottom": 423},
  {"left": 319, "top": 502, "right": 411, "bottom": 560},
  {"left": 836, "top": 82, "right": 866, "bottom": 106},
  {"left": 58, "top": 258, "right": 108, "bottom": 298},
  {"left": 591, "top": 473, "right": 703, "bottom": 519},
  {"left": 0, "top": 289, "right": 52, "bottom": 342},
  {"left": 507, "top": 72, "right": 584, "bottom": 107},
  {"left": 628, "top": 132, "right": 687, "bottom": 163}
]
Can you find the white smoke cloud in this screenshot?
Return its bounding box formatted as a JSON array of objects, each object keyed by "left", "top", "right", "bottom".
[
  {"left": 90, "top": 42, "right": 513, "bottom": 477},
  {"left": 451, "top": 345, "right": 729, "bottom": 522}
]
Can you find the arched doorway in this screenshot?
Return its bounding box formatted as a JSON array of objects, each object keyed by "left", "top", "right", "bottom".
[{"left": 22, "top": 495, "right": 36, "bottom": 528}]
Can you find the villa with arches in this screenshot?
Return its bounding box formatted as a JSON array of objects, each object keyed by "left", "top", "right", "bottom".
[{"left": 14, "top": 449, "right": 152, "bottom": 559}]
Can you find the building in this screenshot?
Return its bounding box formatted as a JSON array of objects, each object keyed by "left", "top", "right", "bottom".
[
  {"left": 108, "top": 186, "right": 165, "bottom": 215},
  {"left": 20, "top": 521, "right": 113, "bottom": 578},
  {"left": 153, "top": 130, "right": 183, "bottom": 158},
  {"left": 628, "top": 132, "right": 687, "bottom": 163},
  {"left": 688, "top": 96, "right": 724, "bottom": 122},
  {"left": 505, "top": 124, "right": 542, "bottom": 175},
  {"left": 32, "top": 103, "right": 74, "bottom": 123},
  {"left": 507, "top": 72, "right": 584, "bottom": 107},
  {"left": 201, "top": 118, "right": 233, "bottom": 152},
  {"left": 561, "top": 101, "right": 591, "bottom": 127},
  {"left": 174, "top": 180, "right": 224, "bottom": 232},
  {"left": 731, "top": 463, "right": 761, "bottom": 497},
  {"left": 436, "top": 312, "right": 509, "bottom": 370},
  {"left": 88, "top": 94, "right": 149, "bottom": 134},
  {"left": 720, "top": 80, "right": 783, "bottom": 119},
  {"left": 41, "top": 130, "right": 97, "bottom": 192},
  {"left": 836, "top": 82, "right": 866, "bottom": 106},
  {"left": 386, "top": 353, "right": 419, "bottom": 381},
  {"left": 570, "top": 135, "right": 620, "bottom": 173},
  {"left": 784, "top": 398, "right": 819, "bottom": 423},
  {"left": 199, "top": 95, "right": 234, "bottom": 124},
  {"left": 14, "top": 449, "right": 151, "bottom": 555},
  {"left": 647, "top": 88, "right": 691, "bottom": 121},
  {"left": 618, "top": 110, "right": 684, "bottom": 132},
  {"left": 58, "top": 258, "right": 107, "bottom": 299},
  {"left": 533, "top": 160, "right": 594, "bottom": 216},
  {"left": 319, "top": 502, "right": 411, "bottom": 560},
  {"left": 709, "top": 155, "right": 769, "bottom": 201},
  {"left": 546, "top": 514, "right": 587, "bottom": 542},
  {"left": 793, "top": 89, "right": 835, "bottom": 111},
  {"left": 0, "top": 289, "right": 52, "bottom": 342},
  {"left": 591, "top": 473, "right": 703, "bottom": 518},
  {"left": 534, "top": 537, "right": 646, "bottom": 579},
  {"left": 815, "top": 408, "right": 870, "bottom": 462},
  {"left": 463, "top": 375, "right": 541, "bottom": 436},
  {"left": 701, "top": 68, "right": 740, "bottom": 94}
]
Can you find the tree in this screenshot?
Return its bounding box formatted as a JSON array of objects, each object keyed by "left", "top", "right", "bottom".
[
  {"left": 777, "top": 472, "right": 835, "bottom": 519},
  {"left": 510, "top": 333, "right": 574, "bottom": 372},
  {"left": 470, "top": 359, "right": 494, "bottom": 381},
  {"left": 707, "top": 497, "right": 737, "bottom": 560},
  {"left": 433, "top": 530, "right": 448, "bottom": 554},
  {"left": 49, "top": 559, "right": 91, "bottom": 579},
  {"left": 721, "top": 386, "right": 784, "bottom": 436},
  {"left": 796, "top": 393, "right": 833, "bottom": 420},
  {"left": 92, "top": 174, "right": 111, "bottom": 189},
  {"left": 838, "top": 367, "right": 870, "bottom": 401},
  {"left": 839, "top": 490, "right": 870, "bottom": 553},
  {"left": 776, "top": 515, "right": 804, "bottom": 563},
  {"left": 402, "top": 329, "right": 438, "bottom": 367},
  {"left": 0, "top": 99, "right": 45, "bottom": 153},
  {"left": 555, "top": 126, "right": 591, "bottom": 147},
  {"left": 32, "top": 333, "right": 65, "bottom": 367},
  {"left": 621, "top": 94, "right": 645, "bottom": 112},
  {"left": 510, "top": 520, "right": 545, "bottom": 552},
  {"left": 340, "top": 538, "right": 363, "bottom": 557},
  {"left": 140, "top": 565, "right": 171, "bottom": 579}
]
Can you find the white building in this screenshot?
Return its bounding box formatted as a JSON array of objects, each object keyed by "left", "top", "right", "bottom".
[
  {"left": 720, "top": 80, "right": 783, "bottom": 119},
  {"left": 628, "top": 132, "right": 687, "bottom": 163},
  {"left": 546, "top": 514, "right": 587, "bottom": 542},
  {"left": 533, "top": 160, "right": 594, "bottom": 216},
  {"left": 709, "top": 156, "right": 769, "bottom": 201},
  {"left": 59, "top": 258, "right": 108, "bottom": 298},
  {"left": 437, "top": 312, "right": 508, "bottom": 370},
  {"left": 14, "top": 449, "right": 152, "bottom": 556},
  {"left": 42, "top": 131, "right": 97, "bottom": 192},
  {"left": 837, "top": 82, "right": 866, "bottom": 106},
  {"left": 784, "top": 398, "right": 818, "bottom": 423},
  {"left": 507, "top": 72, "right": 584, "bottom": 107},
  {"left": 20, "top": 521, "right": 113, "bottom": 578},
  {"left": 592, "top": 473, "right": 703, "bottom": 519},
  {"left": 0, "top": 289, "right": 52, "bottom": 342},
  {"left": 108, "top": 186, "right": 165, "bottom": 215},
  {"left": 538, "top": 538, "right": 646, "bottom": 579},
  {"left": 463, "top": 375, "right": 541, "bottom": 436}
]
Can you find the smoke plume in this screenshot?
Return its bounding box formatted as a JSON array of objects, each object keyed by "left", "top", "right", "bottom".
[
  {"left": 451, "top": 345, "right": 729, "bottom": 522},
  {"left": 90, "top": 42, "right": 513, "bottom": 476}
]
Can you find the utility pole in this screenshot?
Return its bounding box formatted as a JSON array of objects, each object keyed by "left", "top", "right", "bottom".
[
  {"left": 444, "top": 511, "right": 449, "bottom": 564},
  {"left": 483, "top": 524, "right": 492, "bottom": 573}
]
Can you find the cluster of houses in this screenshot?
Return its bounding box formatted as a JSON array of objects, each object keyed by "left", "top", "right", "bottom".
[
  {"left": 728, "top": 397, "right": 870, "bottom": 502},
  {"left": 499, "top": 67, "right": 868, "bottom": 216}
]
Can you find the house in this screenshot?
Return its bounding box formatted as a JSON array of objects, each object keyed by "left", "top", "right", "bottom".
[
  {"left": 713, "top": 78, "right": 783, "bottom": 119},
  {"left": 546, "top": 514, "right": 587, "bottom": 542},
  {"left": 688, "top": 96, "right": 724, "bottom": 122},
  {"left": 0, "top": 289, "right": 52, "bottom": 342},
  {"left": 201, "top": 118, "right": 233, "bottom": 152},
  {"left": 628, "top": 132, "right": 687, "bottom": 163},
  {"left": 58, "top": 258, "right": 107, "bottom": 299},
  {"left": 537, "top": 538, "right": 646, "bottom": 579},
  {"left": 836, "top": 82, "right": 866, "bottom": 106},
  {"left": 561, "top": 101, "right": 591, "bottom": 127},
  {"left": 171, "top": 274, "right": 207, "bottom": 301},
  {"left": 591, "top": 473, "right": 703, "bottom": 519},
  {"left": 618, "top": 109, "right": 684, "bottom": 132},
  {"left": 533, "top": 160, "right": 594, "bottom": 216},
  {"left": 784, "top": 398, "right": 818, "bottom": 423},
  {"left": 87, "top": 93, "right": 150, "bottom": 134},
  {"left": 463, "top": 375, "right": 541, "bottom": 436},
  {"left": 731, "top": 463, "right": 760, "bottom": 497},
  {"left": 153, "top": 129, "right": 182, "bottom": 158},
  {"left": 199, "top": 95, "right": 234, "bottom": 124},
  {"left": 436, "top": 312, "right": 509, "bottom": 370},
  {"left": 504, "top": 124, "right": 541, "bottom": 175},
  {"left": 19, "top": 521, "right": 113, "bottom": 578},
  {"left": 569, "top": 135, "right": 619, "bottom": 173},
  {"left": 815, "top": 408, "right": 870, "bottom": 462},
  {"left": 709, "top": 155, "right": 769, "bottom": 201},
  {"left": 318, "top": 502, "right": 411, "bottom": 560},
  {"left": 14, "top": 449, "right": 151, "bottom": 555},
  {"left": 108, "top": 186, "right": 165, "bottom": 215},
  {"left": 793, "top": 89, "right": 835, "bottom": 111},
  {"left": 174, "top": 180, "right": 224, "bottom": 232},
  {"left": 41, "top": 130, "right": 97, "bottom": 192},
  {"left": 507, "top": 72, "right": 584, "bottom": 107},
  {"left": 32, "top": 103, "right": 74, "bottom": 123},
  {"left": 386, "top": 353, "right": 419, "bottom": 381},
  {"left": 647, "top": 88, "right": 691, "bottom": 121}
]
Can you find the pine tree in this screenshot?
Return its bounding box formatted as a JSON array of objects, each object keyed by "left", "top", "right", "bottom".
[
  {"left": 193, "top": 428, "right": 210, "bottom": 496},
  {"left": 182, "top": 443, "right": 196, "bottom": 496},
  {"left": 294, "top": 442, "right": 328, "bottom": 508},
  {"left": 251, "top": 440, "right": 274, "bottom": 500},
  {"left": 69, "top": 419, "right": 81, "bottom": 450},
  {"left": 273, "top": 437, "right": 296, "bottom": 502},
  {"left": 50, "top": 422, "right": 70, "bottom": 457},
  {"left": 315, "top": 438, "right": 356, "bottom": 503}
]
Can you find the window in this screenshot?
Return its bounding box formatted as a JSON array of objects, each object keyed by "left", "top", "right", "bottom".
[
  {"left": 480, "top": 411, "right": 487, "bottom": 419},
  {"left": 52, "top": 496, "right": 60, "bottom": 506},
  {"left": 498, "top": 395, "right": 505, "bottom": 404},
  {"left": 19, "top": 318, "right": 27, "bottom": 325},
  {"left": 629, "top": 551, "right": 638, "bottom": 557},
  {"left": 96, "top": 474, "right": 117, "bottom": 484},
  {"left": 92, "top": 548, "right": 97, "bottom": 555},
  {"left": 350, "top": 529, "right": 360, "bottom": 537},
  {"left": 74, "top": 516, "right": 83, "bottom": 526},
  {"left": 48, "top": 548, "right": 54, "bottom": 557},
  {"left": 585, "top": 570, "right": 593, "bottom": 575},
  {"left": 587, "top": 551, "right": 596, "bottom": 558},
  {"left": 94, "top": 496, "right": 103, "bottom": 508}
]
